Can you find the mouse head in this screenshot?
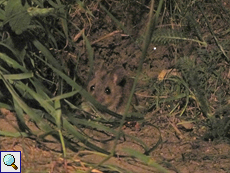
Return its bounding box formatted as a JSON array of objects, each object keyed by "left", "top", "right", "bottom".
[{"left": 87, "top": 65, "right": 127, "bottom": 111}]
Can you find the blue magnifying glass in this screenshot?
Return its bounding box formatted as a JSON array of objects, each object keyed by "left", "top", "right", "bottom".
[{"left": 3, "top": 154, "right": 18, "bottom": 170}]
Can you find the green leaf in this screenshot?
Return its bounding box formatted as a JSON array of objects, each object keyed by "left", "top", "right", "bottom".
[
  {"left": 123, "top": 148, "right": 169, "bottom": 173},
  {"left": 2, "top": 73, "right": 33, "bottom": 80},
  {"left": 0, "top": 9, "right": 5, "bottom": 21},
  {"left": 32, "top": 39, "right": 64, "bottom": 70},
  {"left": 0, "top": 72, "right": 53, "bottom": 134},
  {"left": 0, "top": 53, "right": 27, "bottom": 72},
  {"left": 0, "top": 131, "right": 29, "bottom": 137},
  {"left": 5, "top": 0, "right": 31, "bottom": 34},
  {"left": 27, "top": 7, "right": 55, "bottom": 17}
]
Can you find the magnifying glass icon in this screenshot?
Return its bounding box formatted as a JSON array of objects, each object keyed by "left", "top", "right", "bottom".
[{"left": 3, "top": 154, "right": 18, "bottom": 170}]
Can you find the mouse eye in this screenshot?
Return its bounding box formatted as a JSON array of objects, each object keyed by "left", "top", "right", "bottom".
[
  {"left": 104, "top": 87, "right": 111, "bottom": 95},
  {"left": 90, "top": 85, "right": 95, "bottom": 91}
]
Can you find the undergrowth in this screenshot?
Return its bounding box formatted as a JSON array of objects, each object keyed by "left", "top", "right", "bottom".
[{"left": 0, "top": 0, "right": 230, "bottom": 172}]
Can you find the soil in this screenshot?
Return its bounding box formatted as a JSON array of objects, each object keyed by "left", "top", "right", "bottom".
[
  {"left": 1, "top": 1, "right": 230, "bottom": 173},
  {"left": 1, "top": 107, "right": 230, "bottom": 173}
]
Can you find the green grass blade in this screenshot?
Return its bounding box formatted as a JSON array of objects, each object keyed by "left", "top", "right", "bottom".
[{"left": 123, "top": 148, "right": 169, "bottom": 173}]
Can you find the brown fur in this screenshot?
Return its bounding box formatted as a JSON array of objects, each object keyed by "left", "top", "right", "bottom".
[{"left": 87, "top": 65, "right": 137, "bottom": 115}]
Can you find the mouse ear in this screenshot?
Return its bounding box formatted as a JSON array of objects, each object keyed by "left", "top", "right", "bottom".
[{"left": 111, "top": 66, "right": 126, "bottom": 85}]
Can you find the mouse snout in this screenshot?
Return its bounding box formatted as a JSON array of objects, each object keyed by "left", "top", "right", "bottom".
[{"left": 96, "top": 97, "right": 105, "bottom": 104}]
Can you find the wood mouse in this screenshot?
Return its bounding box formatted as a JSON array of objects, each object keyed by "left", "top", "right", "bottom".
[{"left": 86, "top": 65, "right": 137, "bottom": 116}]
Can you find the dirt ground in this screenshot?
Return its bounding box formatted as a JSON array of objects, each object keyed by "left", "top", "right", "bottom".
[
  {"left": 1, "top": 1, "right": 230, "bottom": 173},
  {"left": 1, "top": 106, "right": 230, "bottom": 173}
]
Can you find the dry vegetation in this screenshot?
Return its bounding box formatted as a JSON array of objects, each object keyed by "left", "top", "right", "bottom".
[{"left": 1, "top": 0, "right": 230, "bottom": 172}]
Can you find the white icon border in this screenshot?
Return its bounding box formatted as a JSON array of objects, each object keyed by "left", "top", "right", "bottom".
[{"left": 0, "top": 151, "right": 21, "bottom": 173}]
